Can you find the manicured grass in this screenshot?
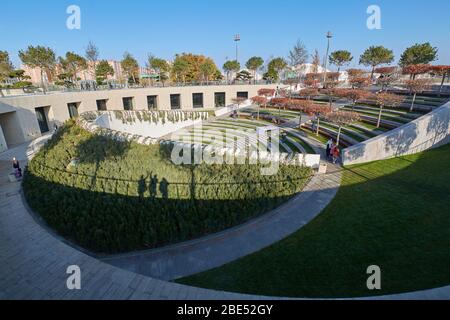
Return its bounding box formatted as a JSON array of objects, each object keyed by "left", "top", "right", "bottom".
[{"left": 178, "top": 145, "right": 450, "bottom": 298}]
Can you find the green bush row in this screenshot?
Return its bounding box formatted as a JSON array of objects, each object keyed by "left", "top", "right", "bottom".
[{"left": 23, "top": 121, "right": 312, "bottom": 253}]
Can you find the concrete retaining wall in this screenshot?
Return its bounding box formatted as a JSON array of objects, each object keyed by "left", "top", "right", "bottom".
[{"left": 342, "top": 101, "right": 450, "bottom": 165}]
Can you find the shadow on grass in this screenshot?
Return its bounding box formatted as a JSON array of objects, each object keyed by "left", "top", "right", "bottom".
[{"left": 177, "top": 144, "right": 450, "bottom": 298}]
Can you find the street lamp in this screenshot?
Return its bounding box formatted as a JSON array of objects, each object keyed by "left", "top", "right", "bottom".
[
  {"left": 234, "top": 34, "right": 240, "bottom": 62},
  {"left": 322, "top": 31, "right": 333, "bottom": 86}
]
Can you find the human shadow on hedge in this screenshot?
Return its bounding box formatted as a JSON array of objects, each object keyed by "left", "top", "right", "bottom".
[{"left": 23, "top": 171, "right": 300, "bottom": 254}]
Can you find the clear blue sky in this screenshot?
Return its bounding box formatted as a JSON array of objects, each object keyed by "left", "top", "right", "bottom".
[{"left": 1, "top": 0, "right": 449, "bottom": 69}]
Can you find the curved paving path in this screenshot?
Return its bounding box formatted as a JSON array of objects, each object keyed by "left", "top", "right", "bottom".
[{"left": 1, "top": 137, "right": 449, "bottom": 299}]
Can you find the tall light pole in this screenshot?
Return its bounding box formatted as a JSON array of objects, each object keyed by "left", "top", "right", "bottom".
[
  {"left": 322, "top": 31, "right": 333, "bottom": 86},
  {"left": 234, "top": 34, "right": 240, "bottom": 62}
]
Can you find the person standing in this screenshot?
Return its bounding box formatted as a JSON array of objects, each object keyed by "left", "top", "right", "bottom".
[
  {"left": 326, "top": 139, "right": 333, "bottom": 159},
  {"left": 332, "top": 145, "right": 340, "bottom": 164},
  {"left": 12, "top": 157, "right": 22, "bottom": 178}
]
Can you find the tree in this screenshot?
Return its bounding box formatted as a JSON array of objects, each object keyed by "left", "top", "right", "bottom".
[
  {"left": 349, "top": 77, "right": 372, "bottom": 89},
  {"left": 359, "top": 46, "right": 395, "bottom": 80},
  {"left": 148, "top": 55, "right": 171, "bottom": 86},
  {"left": 287, "top": 99, "right": 314, "bottom": 128},
  {"left": 231, "top": 97, "right": 247, "bottom": 113},
  {"left": 0, "top": 51, "right": 14, "bottom": 97},
  {"left": 305, "top": 104, "right": 331, "bottom": 136},
  {"left": 329, "top": 50, "right": 353, "bottom": 72},
  {"left": 245, "top": 56, "right": 264, "bottom": 84},
  {"left": 121, "top": 52, "right": 139, "bottom": 85},
  {"left": 18, "top": 45, "right": 56, "bottom": 94},
  {"left": 59, "top": 52, "right": 88, "bottom": 83},
  {"left": 95, "top": 60, "right": 114, "bottom": 84},
  {"left": 403, "top": 78, "right": 432, "bottom": 111},
  {"left": 251, "top": 96, "right": 268, "bottom": 119},
  {"left": 6, "top": 69, "right": 32, "bottom": 91},
  {"left": 257, "top": 88, "right": 275, "bottom": 99},
  {"left": 298, "top": 88, "right": 319, "bottom": 100},
  {"left": 311, "top": 49, "right": 321, "bottom": 73},
  {"left": 347, "top": 68, "right": 366, "bottom": 79},
  {"left": 171, "top": 53, "right": 219, "bottom": 83},
  {"left": 399, "top": 42, "right": 438, "bottom": 67},
  {"left": 373, "top": 92, "right": 404, "bottom": 128},
  {"left": 85, "top": 41, "right": 99, "bottom": 77},
  {"left": 268, "top": 57, "right": 288, "bottom": 83},
  {"left": 235, "top": 70, "right": 252, "bottom": 82},
  {"left": 339, "top": 89, "right": 370, "bottom": 110},
  {"left": 199, "top": 59, "right": 218, "bottom": 84},
  {"left": 402, "top": 64, "right": 431, "bottom": 80},
  {"left": 223, "top": 60, "right": 240, "bottom": 83},
  {"left": 263, "top": 68, "right": 278, "bottom": 82},
  {"left": 374, "top": 66, "right": 398, "bottom": 91},
  {"left": 323, "top": 75, "right": 341, "bottom": 110},
  {"left": 288, "top": 40, "right": 308, "bottom": 67},
  {"left": 430, "top": 65, "right": 450, "bottom": 95},
  {"left": 172, "top": 56, "right": 189, "bottom": 84},
  {"left": 325, "top": 111, "right": 361, "bottom": 145}
]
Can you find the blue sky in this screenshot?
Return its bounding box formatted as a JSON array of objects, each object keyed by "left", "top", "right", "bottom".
[{"left": 1, "top": 0, "right": 449, "bottom": 69}]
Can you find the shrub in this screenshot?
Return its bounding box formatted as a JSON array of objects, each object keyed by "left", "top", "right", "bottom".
[{"left": 23, "top": 122, "right": 312, "bottom": 253}]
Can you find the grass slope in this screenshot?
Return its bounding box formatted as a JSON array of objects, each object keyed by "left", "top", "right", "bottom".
[{"left": 178, "top": 144, "right": 450, "bottom": 298}]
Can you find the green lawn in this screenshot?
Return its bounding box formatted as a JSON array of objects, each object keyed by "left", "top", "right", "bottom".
[{"left": 177, "top": 144, "right": 450, "bottom": 298}]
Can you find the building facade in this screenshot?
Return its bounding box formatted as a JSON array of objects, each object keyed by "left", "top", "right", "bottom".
[{"left": 0, "top": 84, "right": 278, "bottom": 151}]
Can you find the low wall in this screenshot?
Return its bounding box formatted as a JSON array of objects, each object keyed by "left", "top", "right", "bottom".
[
  {"left": 94, "top": 110, "right": 209, "bottom": 139},
  {"left": 342, "top": 102, "right": 450, "bottom": 165}
]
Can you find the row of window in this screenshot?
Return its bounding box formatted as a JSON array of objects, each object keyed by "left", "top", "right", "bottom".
[
  {"left": 34, "top": 91, "right": 250, "bottom": 133},
  {"left": 103, "top": 91, "right": 248, "bottom": 111}
]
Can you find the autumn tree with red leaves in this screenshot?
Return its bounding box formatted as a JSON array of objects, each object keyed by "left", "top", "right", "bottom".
[
  {"left": 335, "top": 89, "right": 371, "bottom": 110},
  {"left": 325, "top": 111, "right": 361, "bottom": 145},
  {"left": 403, "top": 78, "right": 433, "bottom": 111},
  {"left": 298, "top": 88, "right": 319, "bottom": 100},
  {"left": 373, "top": 92, "right": 404, "bottom": 128},
  {"left": 402, "top": 64, "right": 431, "bottom": 80},
  {"left": 251, "top": 96, "right": 268, "bottom": 119},
  {"left": 349, "top": 77, "right": 372, "bottom": 89},
  {"left": 287, "top": 99, "right": 314, "bottom": 128},
  {"left": 430, "top": 65, "right": 450, "bottom": 95},
  {"left": 305, "top": 104, "right": 331, "bottom": 136},
  {"left": 375, "top": 66, "right": 399, "bottom": 91}
]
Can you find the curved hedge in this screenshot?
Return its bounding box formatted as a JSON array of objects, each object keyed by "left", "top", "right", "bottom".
[{"left": 23, "top": 121, "right": 312, "bottom": 253}]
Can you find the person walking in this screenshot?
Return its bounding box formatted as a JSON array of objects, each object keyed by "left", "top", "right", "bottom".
[{"left": 326, "top": 139, "right": 333, "bottom": 160}]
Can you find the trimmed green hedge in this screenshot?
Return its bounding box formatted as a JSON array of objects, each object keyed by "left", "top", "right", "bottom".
[{"left": 23, "top": 121, "right": 312, "bottom": 253}]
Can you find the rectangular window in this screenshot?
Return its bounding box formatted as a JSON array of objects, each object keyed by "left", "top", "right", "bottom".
[
  {"left": 147, "top": 95, "right": 158, "bottom": 110},
  {"left": 35, "top": 107, "right": 49, "bottom": 133},
  {"left": 170, "top": 94, "right": 181, "bottom": 109},
  {"left": 67, "top": 102, "right": 79, "bottom": 118},
  {"left": 237, "top": 91, "right": 248, "bottom": 99},
  {"left": 214, "top": 92, "right": 226, "bottom": 108},
  {"left": 192, "top": 93, "right": 203, "bottom": 108},
  {"left": 96, "top": 99, "right": 107, "bottom": 111},
  {"left": 122, "top": 97, "right": 134, "bottom": 110}
]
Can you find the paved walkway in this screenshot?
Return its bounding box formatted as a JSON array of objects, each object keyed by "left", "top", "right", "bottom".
[{"left": 1, "top": 138, "right": 449, "bottom": 299}]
